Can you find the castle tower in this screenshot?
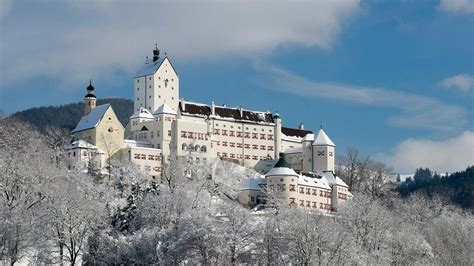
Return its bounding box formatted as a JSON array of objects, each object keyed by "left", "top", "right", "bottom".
[
  {"left": 312, "top": 127, "right": 335, "bottom": 172},
  {"left": 273, "top": 113, "right": 282, "bottom": 159},
  {"left": 134, "top": 44, "right": 179, "bottom": 113},
  {"left": 84, "top": 81, "right": 96, "bottom": 115}
]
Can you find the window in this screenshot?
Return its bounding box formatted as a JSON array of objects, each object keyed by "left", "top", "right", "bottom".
[
  {"left": 157, "top": 131, "right": 160, "bottom": 137},
  {"left": 201, "top": 146, "right": 207, "bottom": 152},
  {"left": 108, "top": 127, "right": 114, "bottom": 132},
  {"left": 268, "top": 146, "right": 274, "bottom": 151},
  {"left": 268, "top": 134, "right": 273, "bottom": 140},
  {"left": 252, "top": 133, "right": 258, "bottom": 139},
  {"left": 137, "top": 79, "right": 139, "bottom": 83},
  {"left": 299, "top": 187, "right": 304, "bottom": 194},
  {"left": 312, "top": 189, "right": 317, "bottom": 195},
  {"left": 182, "top": 143, "right": 187, "bottom": 150},
  {"left": 289, "top": 185, "right": 295, "bottom": 192},
  {"left": 168, "top": 130, "right": 171, "bottom": 136},
  {"left": 260, "top": 134, "right": 266, "bottom": 140},
  {"left": 306, "top": 201, "right": 311, "bottom": 207},
  {"left": 250, "top": 196, "right": 255, "bottom": 202},
  {"left": 260, "top": 145, "right": 266, "bottom": 150},
  {"left": 290, "top": 198, "right": 296, "bottom": 204},
  {"left": 299, "top": 200, "right": 304, "bottom": 207},
  {"left": 306, "top": 188, "right": 311, "bottom": 195}
]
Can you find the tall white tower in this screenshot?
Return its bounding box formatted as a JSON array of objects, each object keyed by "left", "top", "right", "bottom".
[
  {"left": 312, "top": 127, "right": 335, "bottom": 172},
  {"left": 84, "top": 81, "right": 96, "bottom": 115},
  {"left": 273, "top": 113, "right": 282, "bottom": 159},
  {"left": 134, "top": 45, "right": 179, "bottom": 113}
]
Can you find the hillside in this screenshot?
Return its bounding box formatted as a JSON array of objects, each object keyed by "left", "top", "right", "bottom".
[
  {"left": 10, "top": 98, "right": 133, "bottom": 132},
  {"left": 397, "top": 166, "right": 474, "bottom": 210}
]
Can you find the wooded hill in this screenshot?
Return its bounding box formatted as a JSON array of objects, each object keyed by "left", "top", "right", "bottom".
[
  {"left": 397, "top": 166, "right": 474, "bottom": 210},
  {"left": 10, "top": 98, "right": 133, "bottom": 132}
]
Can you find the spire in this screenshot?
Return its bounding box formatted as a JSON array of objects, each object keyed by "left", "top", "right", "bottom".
[
  {"left": 313, "top": 128, "right": 335, "bottom": 146},
  {"left": 153, "top": 43, "right": 160, "bottom": 62},
  {"left": 274, "top": 153, "right": 289, "bottom": 168},
  {"left": 85, "top": 80, "right": 96, "bottom": 98}
]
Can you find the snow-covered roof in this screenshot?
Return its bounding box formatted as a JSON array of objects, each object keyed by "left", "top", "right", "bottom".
[
  {"left": 130, "top": 108, "right": 154, "bottom": 119},
  {"left": 297, "top": 175, "right": 331, "bottom": 190},
  {"left": 64, "top": 140, "right": 104, "bottom": 154},
  {"left": 313, "top": 128, "right": 335, "bottom": 146},
  {"left": 124, "top": 139, "right": 152, "bottom": 148},
  {"left": 65, "top": 140, "right": 96, "bottom": 150},
  {"left": 302, "top": 133, "right": 315, "bottom": 142},
  {"left": 266, "top": 156, "right": 299, "bottom": 177},
  {"left": 154, "top": 103, "right": 177, "bottom": 115},
  {"left": 135, "top": 57, "right": 166, "bottom": 78},
  {"left": 240, "top": 176, "right": 266, "bottom": 191},
  {"left": 266, "top": 167, "right": 299, "bottom": 177},
  {"left": 71, "top": 104, "right": 110, "bottom": 133}
]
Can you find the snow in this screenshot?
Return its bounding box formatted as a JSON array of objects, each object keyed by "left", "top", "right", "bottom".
[
  {"left": 266, "top": 167, "right": 299, "bottom": 177},
  {"left": 65, "top": 140, "right": 98, "bottom": 150},
  {"left": 154, "top": 103, "right": 177, "bottom": 115},
  {"left": 297, "top": 175, "right": 331, "bottom": 190},
  {"left": 134, "top": 57, "right": 166, "bottom": 78},
  {"left": 124, "top": 139, "right": 152, "bottom": 148},
  {"left": 71, "top": 104, "right": 110, "bottom": 133},
  {"left": 282, "top": 134, "right": 303, "bottom": 143},
  {"left": 240, "top": 176, "right": 266, "bottom": 190},
  {"left": 302, "top": 133, "right": 315, "bottom": 142},
  {"left": 313, "top": 128, "right": 335, "bottom": 146},
  {"left": 130, "top": 108, "right": 154, "bottom": 119}
]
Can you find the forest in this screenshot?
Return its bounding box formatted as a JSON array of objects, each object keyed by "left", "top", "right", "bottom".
[
  {"left": 1, "top": 118, "right": 473, "bottom": 265},
  {"left": 9, "top": 98, "right": 133, "bottom": 133}
]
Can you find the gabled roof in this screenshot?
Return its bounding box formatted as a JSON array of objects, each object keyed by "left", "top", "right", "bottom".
[
  {"left": 130, "top": 108, "right": 154, "bottom": 119},
  {"left": 179, "top": 101, "right": 274, "bottom": 124},
  {"left": 154, "top": 103, "right": 177, "bottom": 115},
  {"left": 72, "top": 104, "right": 110, "bottom": 133},
  {"left": 298, "top": 175, "right": 331, "bottom": 190},
  {"left": 135, "top": 57, "right": 166, "bottom": 78},
  {"left": 281, "top": 127, "right": 313, "bottom": 138},
  {"left": 313, "top": 128, "right": 335, "bottom": 146}
]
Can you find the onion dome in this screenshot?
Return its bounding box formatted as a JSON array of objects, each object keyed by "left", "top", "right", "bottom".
[
  {"left": 87, "top": 80, "right": 94, "bottom": 91},
  {"left": 153, "top": 43, "right": 160, "bottom": 62},
  {"left": 85, "top": 80, "right": 96, "bottom": 98}
]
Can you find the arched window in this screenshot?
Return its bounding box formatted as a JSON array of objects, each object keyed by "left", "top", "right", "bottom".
[
  {"left": 182, "top": 143, "right": 187, "bottom": 151},
  {"left": 194, "top": 145, "right": 200, "bottom": 152},
  {"left": 188, "top": 144, "right": 194, "bottom": 151},
  {"left": 201, "top": 145, "right": 207, "bottom": 152}
]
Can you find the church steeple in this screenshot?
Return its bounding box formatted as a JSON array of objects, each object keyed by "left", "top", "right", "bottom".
[
  {"left": 153, "top": 43, "right": 160, "bottom": 62},
  {"left": 84, "top": 80, "right": 97, "bottom": 115}
]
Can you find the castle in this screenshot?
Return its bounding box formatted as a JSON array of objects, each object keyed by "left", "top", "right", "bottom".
[{"left": 66, "top": 45, "right": 351, "bottom": 210}]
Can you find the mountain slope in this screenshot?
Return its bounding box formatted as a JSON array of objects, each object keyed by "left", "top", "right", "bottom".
[{"left": 10, "top": 98, "right": 133, "bottom": 132}]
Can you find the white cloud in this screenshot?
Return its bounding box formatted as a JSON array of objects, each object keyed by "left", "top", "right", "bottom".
[
  {"left": 1, "top": 0, "right": 361, "bottom": 87},
  {"left": 379, "top": 131, "right": 474, "bottom": 174},
  {"left": 441, "top": 74, "right": 474, "bottom": 91},
  {"left": 252, "top": 62, "right": 469, "bottom": 132},
  {"left": 438, "top": 0, "right": 474, "bottom": 15}
]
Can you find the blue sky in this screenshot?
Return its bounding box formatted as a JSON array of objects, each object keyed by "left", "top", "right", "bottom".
[{"left": 0, "top": 0, "right": 473, "bottom": 174}]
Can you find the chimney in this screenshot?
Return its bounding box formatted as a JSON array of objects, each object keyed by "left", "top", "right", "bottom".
[
  {"left": 181, "top": 98, "right": 186, "bottom": 112},
  {"left": 211, "top": 101, "right": 215, "bottom": 116},
  {"left": 299, "top": 123, "right": 304, "bottom": 130},
  {"left": 239, "top": 106, "right": 243, "bottom": 117}
]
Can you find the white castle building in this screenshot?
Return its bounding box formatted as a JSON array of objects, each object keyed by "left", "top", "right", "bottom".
[{"left": 67, "top": 45, "right": 350, "bottom": 210}]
